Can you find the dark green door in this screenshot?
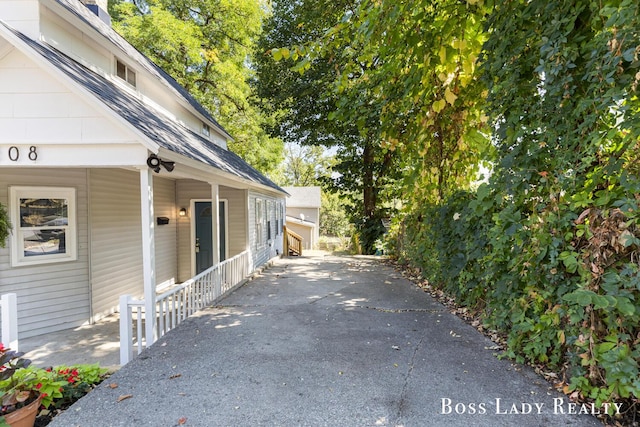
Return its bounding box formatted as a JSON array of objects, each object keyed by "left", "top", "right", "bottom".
[
  {"left": 195, "top": 202, "right": 213, "bottom": 274},
  {"left": 195, "top": 201, "right": 227, "bottom": 274}
]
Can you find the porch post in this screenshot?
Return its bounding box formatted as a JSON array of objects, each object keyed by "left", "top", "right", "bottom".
[
  {"left": 245, "top": 190, "right": 251, "bottom": 252},
  {"left": 211, "top": 183, "right": 220, "bottom": 266},
  {"left": 139, "top": 167, "right": 157, "bottom": 346}
]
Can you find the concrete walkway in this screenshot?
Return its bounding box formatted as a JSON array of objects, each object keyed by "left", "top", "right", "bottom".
[
  {"left": 21, "top": 314, "right": 121, "bottom": 370},
  {"left": 50, "top": 254, "right": 602, "bottom": 427}
]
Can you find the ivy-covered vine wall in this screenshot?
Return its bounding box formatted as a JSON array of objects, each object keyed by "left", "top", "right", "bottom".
[{"left": 391, "top": 0, "right": 639, "bottom": 410}]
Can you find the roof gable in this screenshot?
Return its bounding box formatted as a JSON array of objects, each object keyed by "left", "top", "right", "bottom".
[{"left": 0, "top": 21, "right": 284, "bottom": 194}]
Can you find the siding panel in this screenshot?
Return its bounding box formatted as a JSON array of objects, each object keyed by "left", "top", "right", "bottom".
[
  {"left": 0, "top": 169, "right": 90, "bottom": 338},
  {"left": 219, "top": 186, "right": 246, "bottom": 258},
  {"left": 89, "top": 169, "right": 143, "bottom": 319},
  {"left": 175, "top": 180, "right": 210, "bottom": 282},
  {"left": 153, "top": 177, "right": 177, "bottom": 285}
]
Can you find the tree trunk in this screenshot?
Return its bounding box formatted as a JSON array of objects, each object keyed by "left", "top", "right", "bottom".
[{"left": 363, "top": 141, "right": 376, "bottom": 221}]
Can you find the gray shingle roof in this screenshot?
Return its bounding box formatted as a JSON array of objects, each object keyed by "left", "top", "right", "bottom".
[
  {"left": 2, "top": 22, "right": 285, "bottom": 194},
  {"left": 54, "top": 0, "right": 229, "bottom": 138},
  {"left": 282, "top": 187, "right": 322, "bottom": 208}
]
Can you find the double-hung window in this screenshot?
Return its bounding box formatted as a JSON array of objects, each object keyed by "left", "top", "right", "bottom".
[
  {"left": 255, "top": 199, "right": 264, "bottom": 247},
  {"left": 9, "top": 187, "right": 77, "bottom": 267}
]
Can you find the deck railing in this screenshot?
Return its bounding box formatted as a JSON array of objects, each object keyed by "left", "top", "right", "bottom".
[
  {"left": 119, "top": 250, "right": 252, "bottom": 365},
  {"left": 283, "top": 225, "right": 303, "bottom": 256}
]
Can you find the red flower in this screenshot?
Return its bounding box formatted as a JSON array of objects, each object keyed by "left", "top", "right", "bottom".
[{"left": 36, "top": 383, "right": 43, "bottom": 390}]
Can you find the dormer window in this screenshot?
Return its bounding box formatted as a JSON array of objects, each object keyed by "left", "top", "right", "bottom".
[
  {"left": 202, "top": 123, "right": 210, "bottom": 137},
  {"left": 116, "top": 59, "right": 136, "bottom": 87}
]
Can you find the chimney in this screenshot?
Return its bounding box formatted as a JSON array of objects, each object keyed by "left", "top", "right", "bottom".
[{"left": 80, "top": 0, "right": 111, "bottom": 26}]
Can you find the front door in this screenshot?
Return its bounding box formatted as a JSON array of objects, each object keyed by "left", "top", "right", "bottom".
[{"left": 194, "top": 201, "right": 227, "bottom": 275}]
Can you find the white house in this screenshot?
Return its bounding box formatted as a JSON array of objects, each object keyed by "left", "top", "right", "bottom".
[
  {"left": 0, "top": 0, "right": 287, "bottom": 342},
  {"left": 283, "top": 186, "right": 321, "bottom": 250}
]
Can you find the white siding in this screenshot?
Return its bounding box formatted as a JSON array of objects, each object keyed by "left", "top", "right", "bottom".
[
  {"left": 37, "top": 6, "right": 228, "bottom": 149},
  {"left": 249, "top": 192, "right": 284, "bottom": 268},
  {"left": 0, "top": 1, "right": 39, "bottom": 39},
  {"left": 0, "top": 48, "right": 134, "bottom": 146},
  {"left": 175, "top": 181, "right": 252, "bottom": 282},
  {"left": 40, "top": 7, "right": 112, "bottom": 75},
  {"left": 286, "top": 206, "right": 320, "bottom": 250},
  {"left": 89, "top": 169, "right": 143, "bottom": 319},
  {"left": 153, "top": 177, "right": 177, "bottom": 285},
  {"left": 0, "top": 169, "right": 90, "bottom": 338},
  {"left": 219, "top": 186, "right": 246, "bottom": 258},
  {"left": 175, "top": 180, "right": 210, "bottom": 282}
]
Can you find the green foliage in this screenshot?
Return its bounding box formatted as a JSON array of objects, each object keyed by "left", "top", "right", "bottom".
[
  {"left": 0, "top": 366, "right": 65, "bottom": 410},
  {"left": 109, "top": 0, "right": 283, "bottom": 175},
  {"left": 320, "top": 191, "right": 350, "bottom": 238},
  {"left": 388, "top": 0, "right": 640, "bottom": 410},
  {"left": 278, "top": 143, "right": 334, "bottom": 187},
  {"left": 0, "top": 203, "right": 10, "bottom": 248},
  {"left": 49, "top": 364, "right": 108, "bottom": 410},
  {"left": 256, "top": 0, "right": 401, "bottom": 253}
]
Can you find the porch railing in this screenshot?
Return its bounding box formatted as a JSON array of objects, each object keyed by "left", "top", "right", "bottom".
[
  {"left": 283, "top": 225, "right": 303, "bottom": 256},
  {"left": 119, "top": 250, "right": 252, "bottom": 365}
]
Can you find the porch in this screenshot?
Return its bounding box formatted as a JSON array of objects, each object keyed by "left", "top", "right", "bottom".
[{"left": 18, "top": 253, "right": 277, "bottom": 370}]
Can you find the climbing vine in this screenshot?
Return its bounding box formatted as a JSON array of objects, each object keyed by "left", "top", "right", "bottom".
[{"left": 391, "top": 0, "right": 640, "bottom": 414}]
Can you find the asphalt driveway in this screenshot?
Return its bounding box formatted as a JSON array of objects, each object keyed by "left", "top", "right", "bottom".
[{"left": 50, "top": 254, "right": 602, "bottom": 427}]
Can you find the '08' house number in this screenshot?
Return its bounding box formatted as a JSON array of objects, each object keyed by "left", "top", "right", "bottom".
[{"left": 6, "top": 146, "right": 38, "bottom": 162}]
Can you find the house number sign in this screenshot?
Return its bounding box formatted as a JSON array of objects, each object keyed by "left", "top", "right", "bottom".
[{"left": 6, "top": 146, "right": 38, "bottom": 162}]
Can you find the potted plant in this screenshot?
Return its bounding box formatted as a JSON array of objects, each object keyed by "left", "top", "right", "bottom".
[
  {"left": 0, "top": 345, "right": 64, "bottom": 427},
  {"left": 0, "top": 202, "right": 10, "bottom": 248}
]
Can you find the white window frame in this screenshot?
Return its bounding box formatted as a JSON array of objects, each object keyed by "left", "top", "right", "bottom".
[
  {"left": 275, "top": 201, "right": 281, "bottom": 236},
  {"left": 116, "top": 58, "right": 137, "bottom": 87},
  {"left": 255, "top": 199, "right": 264, "bottom": 247},
  {"left": 202, "top": 123, "right": 211, "bottom": 137},
  {"left": 9, "top": 186, "right": 77, "bottom": 267}
]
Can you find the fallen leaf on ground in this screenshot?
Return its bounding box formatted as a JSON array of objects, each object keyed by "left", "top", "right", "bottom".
[
  {"left": 169, "top": 373, "right": 182, "bottom": 379},
  {"left": 117, "top": 394, "right": 133, "bottom": 402},
  {"left": 109, "top": 383, "right": 118, "bottom": 389},
  {"left": 177, "top": 417, "right": 187, "bottom": 425}
]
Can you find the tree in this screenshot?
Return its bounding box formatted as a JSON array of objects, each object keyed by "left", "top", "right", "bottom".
[
  {"left": 279, "top": 143, "right": 333, "bottom": 187},
  {"left": 255, "top": 0, "right": 402, "bottom": 253},
  {"left": 320, "top": 191, "right": 350, "bottom": 238},
  {"left": 108, "top": 0, "right": 283, "bottom": 175}
]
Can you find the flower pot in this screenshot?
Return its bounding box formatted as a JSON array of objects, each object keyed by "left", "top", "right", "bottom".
[{"left": 2, "top": 394, "right": 42, "bottom": 427}]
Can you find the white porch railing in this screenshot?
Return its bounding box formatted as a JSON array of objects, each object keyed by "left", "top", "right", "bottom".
[
  {"left": 119, "top": 250, "right": 252, "bottom": 365},
  {"left": 1, "top": 293, "right": 18, "bottom": 350}
]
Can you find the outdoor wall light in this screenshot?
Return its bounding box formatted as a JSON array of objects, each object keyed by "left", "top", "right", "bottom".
[
  {"left": 147, "top": 154, "right": 175, "bottom": 173},
  {"left": 179, "top": 208, "right": 187, "bottom": 217}
]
